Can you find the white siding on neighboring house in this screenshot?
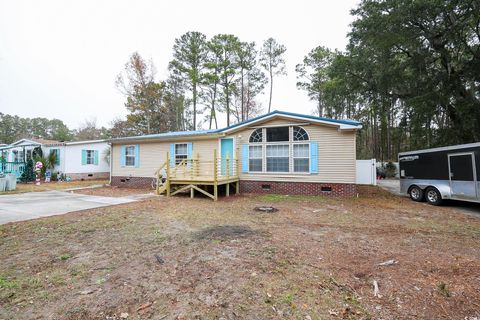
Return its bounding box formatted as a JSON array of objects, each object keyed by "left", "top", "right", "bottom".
[
  {"left": 42, "top": 146, "right": 66, "bottom": 172},
  {"left": 64, "top": 142, "right": 110, "bottom": 174}
]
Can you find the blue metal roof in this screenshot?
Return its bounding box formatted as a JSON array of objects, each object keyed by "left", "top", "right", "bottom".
[
  {"left": 110, "top": 110, "right": 361, "bottom": 142},
  {"left": 110, "top": 129, "right": 222, "bottom": 141},
  {"left": 220, "top": 110, "right": 361, "bottom": 131}
]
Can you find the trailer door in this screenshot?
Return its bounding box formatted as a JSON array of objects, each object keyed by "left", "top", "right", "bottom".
[{"left": 448, "top": 153, "right": 477, "bottom": 200}]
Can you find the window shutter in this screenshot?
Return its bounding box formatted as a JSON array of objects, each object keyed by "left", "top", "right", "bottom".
[
  {"left": 94, "top": 150, "right": 99, "bottom": 165},
  {"left": 81, "top": 149, "right": 87, "bottom": 165},
  {"left": 309, "top": 142, "right": 318, "bottom": 174},
  {"left": 120, "top": 145, "right": 125, "bottom": 167},
  {"left": 241, "top": 144, "right": 249, "bottom": 173},
  {"left": 134, "top": 144, "right": 140, "bottom": 168},
  {"left": 55, "top": 149, "right": 60, "bottom": 165},
  {"left": 169, "top": 144, "right": 175, "bottom": 167},
  {"left": 186, "top": 142, "right": 193, "bottom": 168}
]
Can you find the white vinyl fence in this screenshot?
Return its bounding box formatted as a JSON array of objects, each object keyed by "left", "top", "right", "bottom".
[{"left": 356, "top": 159, "right": 377, "bottom": 185}]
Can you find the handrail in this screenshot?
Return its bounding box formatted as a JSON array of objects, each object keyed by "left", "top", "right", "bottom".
[{"left": 155, "top": 150, "right": 239, "bottom": 197}]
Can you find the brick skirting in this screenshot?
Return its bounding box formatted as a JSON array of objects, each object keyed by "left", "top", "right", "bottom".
[
  {"left": 67, "top": 172, "right": 110, "bottom": 181},
  {"left": 240, "top": 180, "right": 357, "bottom": 197},
  {"left": 111, "top": 176, "right": 155, "bottom": 188},
  {"left": 111, "top": 176, "right": 357, "bottom": 196}
]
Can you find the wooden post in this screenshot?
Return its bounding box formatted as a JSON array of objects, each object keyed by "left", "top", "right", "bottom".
[
  {"left": 236, "top": 180, "right": 239, "bottom": 194},
  {"left": 166, "top": 152, "right": 171, "bottom": 197},
  {"left": 213, "top": 149, "right": 218, "bottom": 201},
  {"left": 190, "top": 186, "right": 194, "bottom": 198},
  {"left": 226, "top": 154, "right": 230, "bottom": 179},
  {"left": 226, "top": 183, "right": 230, "bottom": 197}
]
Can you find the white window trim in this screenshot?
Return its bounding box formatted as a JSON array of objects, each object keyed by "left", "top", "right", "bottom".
[
  {"left": 247, "top": 126, "right": 311, "bottom": 175},
  {"left": 86, "top": 150, "right": 95, "bottom": 165},
  {"left": 174, "top": 143, "right": 188, "bottom": 164},
  {"left": 266, "top": 144, "right": 290, "bottom": 173},
  {"left": 248, "top": 145, "right": 263, "bottom": 172},
  {"left": 293, "top": 143, "right": 310, "bottom": 173},
  {"left": 124, "top": 145, "right": 136, "bottom": 167}
]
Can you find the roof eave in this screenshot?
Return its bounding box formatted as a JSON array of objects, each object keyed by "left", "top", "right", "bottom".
[
  {"left": 222, "top": 112, "right": 361, "bottom": 133},
  {"left": 109, "top": 132, "right": 225, "bottom": 144}
]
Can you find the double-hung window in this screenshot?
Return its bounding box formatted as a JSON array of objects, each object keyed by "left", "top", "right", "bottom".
[
  {"left": 248, "top": 145, "right": 262, "bottom": 172},
  {"left": 293, "top": 144, "right": 309, "bottom": 172},
  {"left": 125, "top": 146, "right": 136, "bottom": 166},
  {"left": 175, "top": 143, "right": 188, "bottom": 165},
  {"left": 85, "top": 150, "right": 95, "bottom": 165},
  {"left": 266, "top": 145, "right": 289, "bottom": 172}
]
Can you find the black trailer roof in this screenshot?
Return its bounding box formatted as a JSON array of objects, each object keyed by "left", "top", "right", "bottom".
[{"left": 398, "top": 142, "right": 480, "bottom": 156}]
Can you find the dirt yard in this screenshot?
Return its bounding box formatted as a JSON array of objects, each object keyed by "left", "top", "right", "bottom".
[
  {"left": 0, "top": 187, "right": 479, "bottom": 320},
  {"left": 1, "top": 180, "right": 108, "bottom": 194}
]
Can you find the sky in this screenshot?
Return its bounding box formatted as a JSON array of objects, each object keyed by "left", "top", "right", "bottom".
[{"left": 0, "top": 0, "right": 359, "bottom": 130}]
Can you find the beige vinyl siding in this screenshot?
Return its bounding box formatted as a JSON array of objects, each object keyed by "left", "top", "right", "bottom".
[
  {"left": 112, "top": 138, "right": 219, "bottom": 177},
  {"left": 229, "top": 118, "right": 356, "bottom": 184},
  {"left": 111, "top": 117, "right": 357, "bottom": 183}
]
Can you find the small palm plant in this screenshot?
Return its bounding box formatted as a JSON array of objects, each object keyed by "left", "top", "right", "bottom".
[{"left": 33, "top": 152, "right": 57, "bottom": 178}]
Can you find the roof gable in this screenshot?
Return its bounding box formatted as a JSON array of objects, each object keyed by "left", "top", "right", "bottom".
[
  {"left": 221, "top": 110, "right": 361, "bottom": 133},
  {"left": 109, "top": 110, "right": 361, "bottom": 143}
]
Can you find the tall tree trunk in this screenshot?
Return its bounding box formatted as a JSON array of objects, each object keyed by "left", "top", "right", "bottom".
[
  {"left": 241, "top": 70, "right": 245, "bottom": 121},
  {"left": 192, "top": 84, "right": 197, "bottom": 131},
  {"left": 268, "top": 67, "right": 273, "bottom": 112}
]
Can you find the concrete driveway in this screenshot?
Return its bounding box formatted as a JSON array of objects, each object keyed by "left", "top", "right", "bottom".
[{"left": 0, "top": 190, "right": 138, "bottom": 224}]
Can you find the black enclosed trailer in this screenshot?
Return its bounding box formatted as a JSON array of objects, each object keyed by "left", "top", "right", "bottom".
[{"left": 399, "top": 142, "right": 480, "bottom": 205}]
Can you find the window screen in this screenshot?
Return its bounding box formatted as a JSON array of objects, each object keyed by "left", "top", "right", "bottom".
[
  {"left": 86, "top": 150, "right": 95, "bottom": 165},
  {"left": 249, "top": 145, "right": 262, "bottom": 172},
  {"left": 175, "top": 143, "right": 188, "bottom": 165},
  {"left": 266, "top": 145, "right": 289, "bottom": 172},
  {"left": 125, "top": 146, "right": 135, "bottom": 166},
  {"left": 293, "top": 144, "right": 309, "bottom": 172}
]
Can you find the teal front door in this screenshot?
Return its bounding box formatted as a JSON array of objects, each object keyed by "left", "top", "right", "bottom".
[{"left": 220, "top": 138, "right": 234, "bottom": 176}]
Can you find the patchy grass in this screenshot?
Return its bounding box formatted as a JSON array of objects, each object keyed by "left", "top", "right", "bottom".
[
  {"left": 0, "top": 186, "right": 479, "bottom": 319},
  {"left": 0, "top": 179, "right": 108, "bottom": 194}
]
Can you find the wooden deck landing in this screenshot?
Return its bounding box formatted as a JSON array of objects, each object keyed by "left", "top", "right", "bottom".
[{"left": 155, "top": 149, "right": 239, "bottom": 201}]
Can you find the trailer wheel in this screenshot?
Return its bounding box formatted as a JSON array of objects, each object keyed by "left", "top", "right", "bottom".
[
  {"left": 409, "top": 186, "right": 424, "bottom": 202},
  {"left": 425, "top": 187, "right": 442, "bottom": 206}
]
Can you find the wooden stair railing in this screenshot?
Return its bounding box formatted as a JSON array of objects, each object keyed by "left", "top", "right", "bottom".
[{"left": 154, "top": 160, "right": 168, "bottom": 195}]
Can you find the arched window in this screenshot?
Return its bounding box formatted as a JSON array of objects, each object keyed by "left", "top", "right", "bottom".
[
  {"left": 249, "top": 128, "right": 263, "bottom": 143},
  {"left": 293, "top": 126, "right": 309, "bottom": 141}
]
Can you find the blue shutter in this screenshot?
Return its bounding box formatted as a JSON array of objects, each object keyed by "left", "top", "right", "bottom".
[
  {"left": 169, "top": 144, "right": 175, "bottom": 167},
  {"left": 186, "top": 142, "right": 193, "bottom": 168},
  {"left": 310, "top": 142, "right": 318, "bottom": 174},
  {"left": 55, "top": 149, "right": 60, "bottom": 165},
  {"left": 134, "top": 144, "right": 140, "bottom": 168},
  {"left": 94, "top": 150, "right": 99, "bottom": 165},
  {"left": 241, "top": 144, "right": 249, "bottom": 173},
  {"left": 81, "top": 150, "right": 87, "bottom": 165},
  {"left": 120, "top": 145, "right": 125, "bottom": 167}
]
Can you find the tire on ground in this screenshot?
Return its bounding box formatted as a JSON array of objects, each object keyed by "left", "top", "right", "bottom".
[
  {"left": 425, "top": 187, "right": 442, "bottom": 206},
  {"left": 409, "top": 185, "right": 424, "bottom": 202}
]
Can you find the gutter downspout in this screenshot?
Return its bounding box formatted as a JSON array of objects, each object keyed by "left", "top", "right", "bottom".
[{"left": 108, "top": 142, "right": 112, "bottom": 185}]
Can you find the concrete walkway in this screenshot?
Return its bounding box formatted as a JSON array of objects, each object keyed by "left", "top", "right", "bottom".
[{"left": 0, "top": 190, "right": 137, "bottom": 224}]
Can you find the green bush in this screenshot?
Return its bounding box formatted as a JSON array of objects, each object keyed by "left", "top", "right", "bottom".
[
  {"left": 20, "top": 159, "right": 36, "bottom": 183},
  {"left": 384, "top": 162, "right": 397, "bottom": 178}
]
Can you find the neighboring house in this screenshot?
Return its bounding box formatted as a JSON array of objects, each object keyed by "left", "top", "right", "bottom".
[
  {"left": 109, "top": 110, "right": 362, "bottom": 197},
  {"left": 0, "top": 138, "right": 110, "bottom": 180}
]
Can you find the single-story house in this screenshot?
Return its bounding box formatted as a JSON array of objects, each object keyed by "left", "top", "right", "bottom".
[
  {"left": 109, "top": 110, "right": 362, "bottom": 197},
  {"left": 0, "top": 138, "right": 110, "bottom": 180}
]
